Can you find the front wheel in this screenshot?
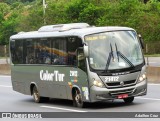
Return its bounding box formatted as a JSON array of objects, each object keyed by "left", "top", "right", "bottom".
[
  {"left": 73, "top": 89, "right": 84, "bottom": 108},
  {"left": 123, "top": 97, "right": 134, "bottom": 103},
  {"left": 32, "top": 86, "right": 49, "bottom": 103}
]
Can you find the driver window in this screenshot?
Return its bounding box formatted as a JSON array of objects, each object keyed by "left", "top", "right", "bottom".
[{"left": 77, "top": 48, "right": 86, "bottom": 71}]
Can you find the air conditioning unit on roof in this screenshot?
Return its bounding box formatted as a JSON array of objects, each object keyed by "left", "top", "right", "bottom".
[{"left": 38, "top": 23, "right": 90, "bottom": 32}]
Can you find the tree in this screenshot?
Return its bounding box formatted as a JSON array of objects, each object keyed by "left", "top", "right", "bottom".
[
  {"left": 1, "top": 0, "right": 160, "bottom": 45},
  {"left": 0, "top": 13, "right": 19, "bottom": 45}
]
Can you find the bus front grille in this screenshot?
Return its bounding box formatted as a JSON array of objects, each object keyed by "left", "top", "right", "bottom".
[
  {"left": 109, "top": 88, "right": 135, "bottom": 96},
  {"left": 106, "top": 80, "right": 136, "bottom": 89}
]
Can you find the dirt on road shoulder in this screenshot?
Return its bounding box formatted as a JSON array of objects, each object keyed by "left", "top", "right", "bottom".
[
  {"left": 0, "top": 64, "right": 11, "bottom": 75},
  {"left": 147, "top": 66, "right": 160, "bottom": 83}
]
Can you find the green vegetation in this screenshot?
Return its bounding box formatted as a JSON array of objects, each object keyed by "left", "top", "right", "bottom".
[
  {"left": 145, "top": 54, "right": 160, "bottom": 57},
  {"left": 0, "top": 0, "right": 160, "bottom": 46}
]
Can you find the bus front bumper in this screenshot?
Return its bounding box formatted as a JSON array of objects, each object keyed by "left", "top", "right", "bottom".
[{"left": 88, "top": 80, "right": 147, "bottom": 102}]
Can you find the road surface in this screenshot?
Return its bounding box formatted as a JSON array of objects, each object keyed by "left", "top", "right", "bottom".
[{"left": 0, "top": 75, "right": 160, "bottom": 121}]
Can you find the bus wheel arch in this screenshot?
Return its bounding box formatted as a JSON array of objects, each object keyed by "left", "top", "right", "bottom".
[
  {"left": 72, "top": 87, "right": 84, "bottom": 108},
  {"left": 30, "top": 83, "right": 36, "bottom": 96},
  {"left": 30, "top": 83, "right": 49, "bottom": 103}
]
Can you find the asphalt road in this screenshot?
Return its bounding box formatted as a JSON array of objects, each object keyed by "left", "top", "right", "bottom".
[{"left": 0, "top": 75, "right": 160, "bottom": 121}]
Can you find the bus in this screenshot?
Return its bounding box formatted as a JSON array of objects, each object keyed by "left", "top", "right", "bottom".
[{"left": 10, "top": 23, "right": 147, "bottom": 108}]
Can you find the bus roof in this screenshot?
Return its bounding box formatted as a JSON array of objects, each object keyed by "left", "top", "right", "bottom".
[{"left": 10, "top": 23, "right": 135, "bottom": 40}]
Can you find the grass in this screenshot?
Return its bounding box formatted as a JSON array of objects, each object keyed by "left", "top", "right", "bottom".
[
  {"left": 0, "top": 57, "right": 6, "bottom": 59},
  {"left": 144, "top": 54, "right": 160, "bottom": 57},
  {"left": 0, "top": 56, "right": 9, "bottom": 59}
]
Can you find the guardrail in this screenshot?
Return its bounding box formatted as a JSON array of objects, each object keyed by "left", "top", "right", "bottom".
[{"left": 0, "top": 63, "right": 159, "bottom": 83}]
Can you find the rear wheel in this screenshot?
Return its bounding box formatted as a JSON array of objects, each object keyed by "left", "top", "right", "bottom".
[
  {"left": 73, "top": 89, "right": 84, "bottom": 108},
  {"left": 32, "top": 86, "right": 49, "bottom": 103},
  {"left": 123, "top": 97, "right": 134, "bottom": 103}
]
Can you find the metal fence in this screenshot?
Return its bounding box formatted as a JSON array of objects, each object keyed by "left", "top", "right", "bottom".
[
  {"left": 0, "top": 45, "right": 10, "bottom": 75},
  {"left": 0, "top": 45, "right": 9, "bottom": 57},
  {"left": 144, "top": 41, "right": 160, "bottom": 54},
  {"left": 0, "top": 45, "right": 9, "bottom": 64},
  {"left": 0, "top": 42, "right": 160, "bottom": 58}
]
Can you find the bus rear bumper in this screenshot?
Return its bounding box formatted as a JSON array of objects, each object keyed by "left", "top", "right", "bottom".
[{"left": 89, "top": 80, "right": 147, "bottom": 102}]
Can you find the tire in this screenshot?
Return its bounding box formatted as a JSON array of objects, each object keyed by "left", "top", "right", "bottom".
[
  {"left": 73, "top": 89, "right": 84, "bottom": 108},
  {"left": 123, "top": 97, "right": 134, "bottom": 103},
  {"left": 32, "top": 86, "right": 49, "bottom": 103}
]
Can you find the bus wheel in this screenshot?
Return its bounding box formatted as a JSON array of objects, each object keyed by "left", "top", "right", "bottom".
[
  {"left": 32, "top": 86, "right": 49, "bottom": 103},
  {"left": 123, "top": 97, "right": 134, "bottom": 103},
  {"left": 33, "top": 86, "right": 41, "bottom": 103},
  {"left": 73, "top": 89, "right": 84, "bottom": 108}
]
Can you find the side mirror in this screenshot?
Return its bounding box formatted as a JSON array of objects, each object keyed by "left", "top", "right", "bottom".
[
  {"left": 83, "top": 45, "right": 89, "bottom": 57},
  {"left": 138, "top": 34, "right": 144, "bottom": 49}
]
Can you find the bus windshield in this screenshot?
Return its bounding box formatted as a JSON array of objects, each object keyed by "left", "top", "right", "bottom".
[{"left": 85, "top": 31, "right": 144, "bottom": 71}]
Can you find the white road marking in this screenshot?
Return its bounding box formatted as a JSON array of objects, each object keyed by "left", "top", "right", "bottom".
[
  {"left": 136, "top": 97, "right": 160, "bottom": 101},
  {"left": 0, "top": 85, "right": 12, "bottom": 88},
  {"left": 148, "top": 83, "right": 160, "bottom": 86},
  {"left": 40, "top": 105, "right": 87, "bottom": 112}
]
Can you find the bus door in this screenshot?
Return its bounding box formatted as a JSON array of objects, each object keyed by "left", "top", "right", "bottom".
[{"left": 76, "top": 48, "right": 89, "bottom": 101}]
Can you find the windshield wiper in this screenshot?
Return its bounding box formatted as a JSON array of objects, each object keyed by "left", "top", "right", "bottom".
[
  {"left": 115, "top": 43, "right": 119, "bottom": 62},
  {"left": 104, "top": 43, "right": 134, "bottom": 73},
  {"left": 115, "top": 43, "right": 134, "bottom": 68},
  {"left": 118, "top": 51, "right": 134, "bottom": 67},
  {"left": 104, "top": 43, "right": 114, "bottom": 72}
]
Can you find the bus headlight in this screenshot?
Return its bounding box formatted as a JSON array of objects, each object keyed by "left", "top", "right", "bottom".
[
  {"left": 93, "top": 80, "right": 104, "bottom": 87},
  {"left": 138, "top": 73, "right": 147, "bottom": 83}
]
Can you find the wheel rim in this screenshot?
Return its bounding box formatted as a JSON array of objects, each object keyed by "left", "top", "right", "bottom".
[
  {"left": 75, "top": 91, "right": 82, "bottom": 106},
  {"left": 33, "top": 88, "right": 39, "bottom": 101},
  {"left": 34, "top": 92, "right": 38, "bottom": 101}
]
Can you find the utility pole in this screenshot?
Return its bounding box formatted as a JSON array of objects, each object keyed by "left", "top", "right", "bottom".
[{"left": 43, "top": 0, "right": 47, "bottom": 25}]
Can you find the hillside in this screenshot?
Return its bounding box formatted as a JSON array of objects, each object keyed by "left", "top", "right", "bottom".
[{"left": 0, "top": 0, "right": 160, "bottom": 45}]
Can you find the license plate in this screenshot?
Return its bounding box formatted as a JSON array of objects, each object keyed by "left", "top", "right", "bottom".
[{"left": 117, "top": 94, "right": 128, "bottom": 99}]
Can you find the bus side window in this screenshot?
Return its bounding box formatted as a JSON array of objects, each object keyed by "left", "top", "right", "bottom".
[
  {"left": 51, "top": 38, "right": 67, "bottom": 65},
  {"left": 11, "top": 40, "right": 24, "bottom": 64},
  {"left": 67, "top": 37, "right": 83, "bottom": 66},
  {"left": 10, "top": 40, "right": 16, "bottom": 64},
  {"left": 77, "top": 48, "right": 86, "bottom": 71}
]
